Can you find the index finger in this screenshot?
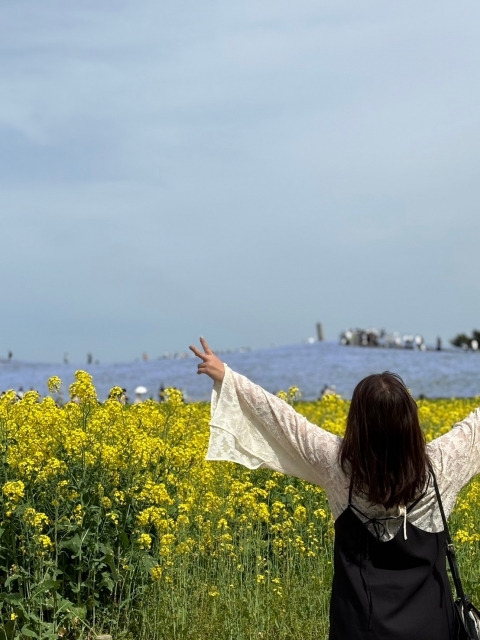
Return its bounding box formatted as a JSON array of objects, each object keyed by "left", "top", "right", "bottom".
[
  {"left": 200, "top": 337, "right": 213, "bottom": 354},
  {"left": 189, "top": 344, "right": 207, "bottom": 361}
]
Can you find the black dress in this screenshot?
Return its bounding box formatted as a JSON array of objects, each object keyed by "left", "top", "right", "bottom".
[{"left": 329, "top": 489, "right": 456, "bottom": 640}]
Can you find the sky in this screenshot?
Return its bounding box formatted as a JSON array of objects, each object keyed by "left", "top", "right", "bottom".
[{"left": 1, "top": 0, "right": 480, "bottom": 362}]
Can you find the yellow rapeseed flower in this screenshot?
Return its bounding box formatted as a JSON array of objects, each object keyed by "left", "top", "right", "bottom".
[{"left": 47, "top": 376, "right": 62, "bottom": 393}]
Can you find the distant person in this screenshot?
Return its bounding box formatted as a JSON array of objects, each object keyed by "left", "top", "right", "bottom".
[
  {"left": 87, "top": 353, "right": 93, "bottom": 365},
  {"left": 142, "top": 352, "right": 149, "bottom": 361},
  {"left": 436, "top": 337, "right": 442, "bottom": 351},
  {"left": 108, "top": 388, "right": 128, "bottom": 405},
  {"left": 64, "top": 352, "right": 69, "bottom": 364},
  {"left": 320, "top": 383, "right": 337, "bottom": 398},
  {"left": 55, "top": 391, "right": 65, "bottom": 407},
  {"left": 190, "top": 337, "right": 480, "bottom": 640},
  {"left": 134, "top": 386, "right": 147, "bottom": 404},
  {"left": 158, "top": 384, "right": 165, "bottom": 402},
  {"left": 7, "top": 351, "right": 12, "bottom": 361},
  {"left": 17, "top": 387, "right": 24, "bottom": 399}
]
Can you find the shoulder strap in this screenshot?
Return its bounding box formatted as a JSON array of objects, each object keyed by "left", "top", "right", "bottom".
[{"left": 428, "top": 463, "right": 477, "bottom": 637}]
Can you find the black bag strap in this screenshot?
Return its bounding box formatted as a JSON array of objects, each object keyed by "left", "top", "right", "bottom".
[{"left": 428, "top": 463, "right": 477, "bottom": 637}]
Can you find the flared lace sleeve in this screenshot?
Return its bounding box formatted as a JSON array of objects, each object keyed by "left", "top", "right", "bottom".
[
  {"left": 207, "top": 365, "right": 342, "bottom": 489},
  {"left": 427, "top": 407, "right": 480, "bottom": 514}
]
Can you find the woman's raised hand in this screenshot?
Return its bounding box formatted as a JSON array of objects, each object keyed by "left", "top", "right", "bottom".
[{"left": 189, "top": 337, "right": 225, "bottom": 383}]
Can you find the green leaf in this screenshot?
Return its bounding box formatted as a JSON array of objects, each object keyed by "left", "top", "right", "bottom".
[
  {"left": 104, "top": 552, "right": 119, "bottom": 581},
  {"left": 0, "top": 621, "right": 15, "bottom": 640},
  {"left": 20, "top": 627, "right": 38, "bottom": 639},
  {"left": 54, "top": 596, "right": 76, "bottom": 614},
  {"left": 98, "top": 543, "right": 113, "bottom": 556},
  {"left": 25, "top": 612, "right": 40, "bottom": 623},
  {"left": 0, "top": 592, "right": 22, "bottom": 604},
  {"left": 31, "top": 579, "right": 60, "bottom": 597},
  {"left": 99, "top": 572, "right": 115, "bottom": 592},
  {"left": 68, "top": 605, "right": 86, "bottom": 620},
  {"left": 120, "top": 531, "right": 130, "bottom": 549},
  {"left": 142, "top": 554, "right": 156, "bottom": 572},
  {"left": 59, "top": 533, "right": 82, "bottom": 554},
  {"left": 4, "top": 574, "right": 20, "bottom": 587}
]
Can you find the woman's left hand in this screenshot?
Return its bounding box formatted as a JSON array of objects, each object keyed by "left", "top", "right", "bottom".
[{"left": 189, "top": 337, "right": 225, "bottom": 383}]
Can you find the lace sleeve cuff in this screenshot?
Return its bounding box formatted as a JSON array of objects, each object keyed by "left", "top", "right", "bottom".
[{"left": 207, "top": 365, "right": 324, "bottom": 485}]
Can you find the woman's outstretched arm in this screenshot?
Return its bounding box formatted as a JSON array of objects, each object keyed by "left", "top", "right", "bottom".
[
  {"left": 427, "top": 406, "right": 480, "bottom": 501},
  {"left": 190, "top": 338, "right": 342, "bottom": 490}
]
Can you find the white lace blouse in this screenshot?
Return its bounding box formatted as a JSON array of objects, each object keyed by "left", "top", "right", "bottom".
[{"left": 207, "top": 365, "right": 480, "bottom": 542}]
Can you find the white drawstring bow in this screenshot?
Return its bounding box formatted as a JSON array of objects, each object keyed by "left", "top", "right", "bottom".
[{"left": 399, "top": 505, "right": 408, "bottom": 540}]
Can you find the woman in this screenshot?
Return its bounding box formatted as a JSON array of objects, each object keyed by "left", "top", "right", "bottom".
[{"left": 190, "top": 338, "right": 480, "bottom": 640}]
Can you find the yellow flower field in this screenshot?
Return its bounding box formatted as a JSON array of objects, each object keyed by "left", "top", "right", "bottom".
[{"left": 0, "top": 372, "right": 478, "bottom": 640}]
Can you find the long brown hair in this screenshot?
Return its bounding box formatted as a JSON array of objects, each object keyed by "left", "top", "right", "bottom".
[{"left": 339, "top": 371, "right": 428, "bottom": 509}]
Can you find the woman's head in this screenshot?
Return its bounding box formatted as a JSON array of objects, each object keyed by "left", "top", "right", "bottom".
[{"left": 339, "top": 371, "right": 428, "bottom": 509}]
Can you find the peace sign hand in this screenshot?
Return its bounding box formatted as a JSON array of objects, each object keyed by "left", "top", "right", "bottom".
[{"left": 189, "top": 337, "right": 225, "bottom": 383}]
